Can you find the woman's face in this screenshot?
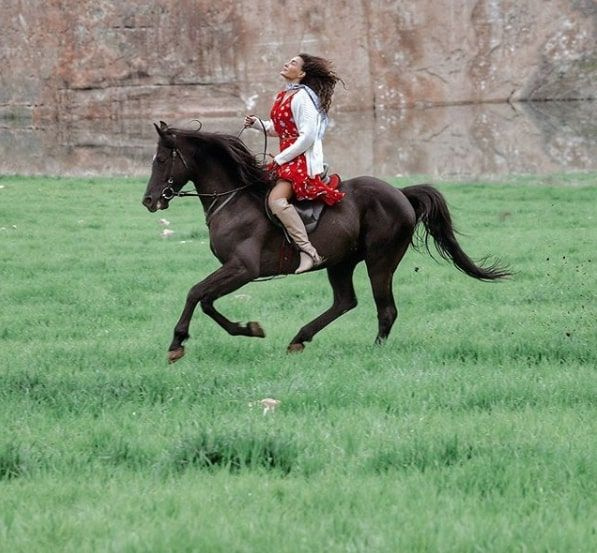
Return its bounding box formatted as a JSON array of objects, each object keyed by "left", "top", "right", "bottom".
[{"left": 280, "top": 56, "right": 305, "bottom": 82}]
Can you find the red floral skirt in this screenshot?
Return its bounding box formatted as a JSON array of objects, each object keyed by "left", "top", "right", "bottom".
[{"left": 269, "top": 139, "right": 344, "bottom": 206}]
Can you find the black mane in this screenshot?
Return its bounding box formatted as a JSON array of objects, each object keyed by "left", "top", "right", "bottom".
[{"left": 168, "top": 127, "right": 276, "bottom": 194}]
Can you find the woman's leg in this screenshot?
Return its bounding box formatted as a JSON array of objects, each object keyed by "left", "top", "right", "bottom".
[
  {"left": 268, "top": 179, "right": 293, "bottom": 204},
  {"left": 268, "top": 179, "right": 323, "bottom": 274}
]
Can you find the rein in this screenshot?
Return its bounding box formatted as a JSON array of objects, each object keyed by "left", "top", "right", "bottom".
[
  {"left": 156, "top": 124, "right": 287, "bottom": 282},
  {"left": 160, "top": 121, "right": 270, "bottom": 226},
  {"left": 160, "top": 148, "right": 251, "bottom": 202},
  {"left": 160, "top": 118, "right": 269, "bottom": 203},
  {"left": 237, "top": 117, "right": 269, "bottom": 163},
  {"left": 160, "top": 151, "right": 251, "bottom": 226}
]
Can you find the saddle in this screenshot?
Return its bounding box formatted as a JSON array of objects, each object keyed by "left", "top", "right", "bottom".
[{"left": 266, "top": 173, "right": 341, "bottom": 236}]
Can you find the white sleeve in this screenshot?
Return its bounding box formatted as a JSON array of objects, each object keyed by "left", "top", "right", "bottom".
[
  {"left": 251, "top": 118, "right": 278, "bottom": 137},
  {"left": 274, "top": 90, "right": 318, "bottom": 165}
]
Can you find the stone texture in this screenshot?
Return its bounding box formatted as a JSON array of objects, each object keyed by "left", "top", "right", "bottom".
[{"left": 0, "top": 0, "right": 595, "bottom": 122}]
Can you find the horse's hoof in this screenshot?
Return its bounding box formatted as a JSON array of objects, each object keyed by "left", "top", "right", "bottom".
[
  {"left": 287, "top": 343, "right": 305, "bottom": 353},
  {"left": 247, "top": 321, "right": 266, "bottom": 338},
  {"left": 168, "top": 347, "right": 185, "bottom": 364}
]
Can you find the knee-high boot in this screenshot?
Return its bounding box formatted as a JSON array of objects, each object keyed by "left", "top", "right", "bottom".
[{"left": 270, "top": 198, "right": 323, "bottom": 274}]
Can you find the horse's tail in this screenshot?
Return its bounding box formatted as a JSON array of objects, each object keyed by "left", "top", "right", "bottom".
[{"left": 401, "top": 184, "right": 511, "bottom": 281}]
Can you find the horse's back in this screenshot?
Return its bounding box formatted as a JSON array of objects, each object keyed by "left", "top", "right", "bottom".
[
  {"left": 312, "top": 176, "right": 417, "bottom": 264},
  {"left": 342, "top": 176, "right": 416, "bottom": 227}
]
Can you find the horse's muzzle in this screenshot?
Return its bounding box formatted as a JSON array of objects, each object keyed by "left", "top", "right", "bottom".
[
  {"left": 142, "top": 196, "right": 170, "bottom": 212},
  {"left": 142, "top": 195, "right": 158, "bottom": 212}
]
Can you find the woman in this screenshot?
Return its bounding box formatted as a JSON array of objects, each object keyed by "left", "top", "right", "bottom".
[{"left": 244, "top": 53, "right": 344, "bottom": 273}]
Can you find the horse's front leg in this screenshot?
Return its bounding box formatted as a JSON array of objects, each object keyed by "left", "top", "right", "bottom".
[{"left": 168, "top": 257, "right": 263, "bottom": 363}]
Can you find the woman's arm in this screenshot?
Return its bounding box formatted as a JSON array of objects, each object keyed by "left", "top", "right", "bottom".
[
  {"left": 274, "top": 90, "right": 319, "bottom": 165},
  {"left": 245, "top": 115, "right": 278, "bottom": 137}
]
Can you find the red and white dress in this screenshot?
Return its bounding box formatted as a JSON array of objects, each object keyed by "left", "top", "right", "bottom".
[{"left": 267, "top": 90, "right": 344, "bottom": 206}]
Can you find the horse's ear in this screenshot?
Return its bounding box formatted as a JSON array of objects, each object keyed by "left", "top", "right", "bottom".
[
  {"left": 154, "top": 122, "right": 177, "bottom": 148},
  {"left": 154, "top": 121, "right": 169, "bottom": 138}
]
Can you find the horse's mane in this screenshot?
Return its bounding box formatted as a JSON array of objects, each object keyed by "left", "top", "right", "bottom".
[{"left": 168, "top": 127, "right": 276, "bottom": 194}]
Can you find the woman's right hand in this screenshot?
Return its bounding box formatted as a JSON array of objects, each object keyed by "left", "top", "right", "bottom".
[{"left": 244, "top": 115, "right": 257, "bottom": 128}]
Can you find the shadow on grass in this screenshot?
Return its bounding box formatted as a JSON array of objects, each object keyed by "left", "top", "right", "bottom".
[
  {"left": 368, "top": 434, "right": 475, "bottom": 474},
  {"left": 165, "top": 430, "right": 299, "bottom": 475},
  {"left": 0, "top": 442, "right": 29, "bottom": 480}
]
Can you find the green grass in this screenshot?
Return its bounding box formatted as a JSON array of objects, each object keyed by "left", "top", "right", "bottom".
[{"left": 0, "top": 173, "right": 595, "bottom": 552}]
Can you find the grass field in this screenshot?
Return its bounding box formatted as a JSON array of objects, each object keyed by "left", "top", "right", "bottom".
[{"left": 0, "top": 173, "right": 595, "bottom": 552}]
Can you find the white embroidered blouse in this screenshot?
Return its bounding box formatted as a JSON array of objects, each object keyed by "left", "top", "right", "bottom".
[{"left": 251, "top": 88, "right": 326, "bottom": 178}]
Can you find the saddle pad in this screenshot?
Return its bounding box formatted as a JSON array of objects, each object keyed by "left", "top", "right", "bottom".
[{"left": 264, "top": 197, "right": 325, "bottom": 236}]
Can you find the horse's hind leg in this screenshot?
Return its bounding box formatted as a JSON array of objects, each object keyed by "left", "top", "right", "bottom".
[
  {"left": 288, "top": 261, "right": 358, "bottom": 352},
  {"left": 366, "top": 243, "right": 409, "bottom": 344}
]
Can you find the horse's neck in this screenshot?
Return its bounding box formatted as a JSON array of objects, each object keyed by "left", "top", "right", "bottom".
[
  {"left": 191, "top": 163, "right": 232, "bottom": 195},
  {"left": 192, "top": 173, "right": 264, "bottom": 227},
  {"left": 184, "top": 141, "right": 266, "bottom": 223}
]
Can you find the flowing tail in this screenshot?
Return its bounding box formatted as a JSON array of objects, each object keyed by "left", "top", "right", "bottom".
[{"left": 402, "top": 184, "right": 511, "bottom": 281}]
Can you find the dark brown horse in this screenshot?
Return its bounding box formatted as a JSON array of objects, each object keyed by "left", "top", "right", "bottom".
[{"left": 142, "top": 122, "right": 509, "bottom": 363}]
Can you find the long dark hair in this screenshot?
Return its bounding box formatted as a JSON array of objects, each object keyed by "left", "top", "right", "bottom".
[{"left": 298, "top": 53, "right": 342, "bottom": 114}]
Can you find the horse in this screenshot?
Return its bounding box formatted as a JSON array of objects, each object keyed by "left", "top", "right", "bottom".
[{"left": 142, "top": 121, "right": 510, "bottom": 363}]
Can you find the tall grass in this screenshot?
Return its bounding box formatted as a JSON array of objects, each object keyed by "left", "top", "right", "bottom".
[{"left": 0, "top": 174, "right": 595, "bottom": 552}]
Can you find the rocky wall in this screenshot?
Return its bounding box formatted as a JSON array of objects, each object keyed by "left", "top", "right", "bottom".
[{"left": 0, "top": 0, "right": 595, "bottom": 122}]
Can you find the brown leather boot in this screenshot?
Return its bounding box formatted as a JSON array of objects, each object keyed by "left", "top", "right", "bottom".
[{"left": 270, "top": 198, "right": 323, "bottom": 274}]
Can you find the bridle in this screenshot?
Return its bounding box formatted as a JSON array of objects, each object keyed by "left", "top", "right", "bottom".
[
  {"left": 160, "top": 145, "right": 253, "bottom": 196},
  {"left": 160, "top": 147, "right": 192, "bottom": 201},
  {"left": 160, "top": 117, "right": 269, "bottom": 202},
  {"left": 156, "top": 122, "right": 286, "bottom": 281},
  {"left": 159, "top": 120, "right": 269, "bottom": 225}
]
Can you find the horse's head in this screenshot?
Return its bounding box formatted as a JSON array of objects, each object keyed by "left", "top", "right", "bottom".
[{"left": 142, "top": 121, "right": 192, "bottom": 212}]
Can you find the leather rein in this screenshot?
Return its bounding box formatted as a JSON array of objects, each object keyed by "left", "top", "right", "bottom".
[{"left": 159, "top": 119, "right": 269, "bottom": 224}]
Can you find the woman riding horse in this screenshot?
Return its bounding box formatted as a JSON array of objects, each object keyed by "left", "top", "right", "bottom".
[
  {"left": 244, "top": 53, "right": 344, "bottom": 273},
  {"left": 142, "top": 119, "right": 510, "bottom": 363}
]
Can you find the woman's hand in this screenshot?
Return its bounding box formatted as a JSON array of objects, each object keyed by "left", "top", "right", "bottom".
[
  {"left": 265, "top": 155, "right": 278, "bottom": 175},
  {"left": 244, "top": 115, "right": 257, "bottom": 128}
]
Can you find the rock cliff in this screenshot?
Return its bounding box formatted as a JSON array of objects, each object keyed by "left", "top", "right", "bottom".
[{"left": 0, "top": 0, "right": 595, "bottom": 122}]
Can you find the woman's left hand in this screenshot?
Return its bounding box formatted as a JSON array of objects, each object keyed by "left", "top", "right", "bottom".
[
  {"left": 265, "top": 157, "right": 278, "bottom": 174},
  {"left": 244, "top": 115, "right": 257, "bottom": 128}
]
